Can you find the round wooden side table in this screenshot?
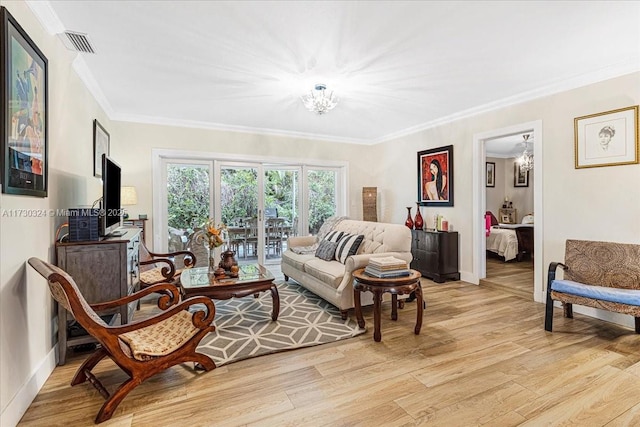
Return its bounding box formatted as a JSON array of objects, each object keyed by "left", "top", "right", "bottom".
[{"left": 352, "top": 268, "right": 423, "bottom": 342}]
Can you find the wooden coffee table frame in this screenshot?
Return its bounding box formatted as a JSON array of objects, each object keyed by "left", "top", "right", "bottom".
[
  {"left": 180, "top": 265, "right": 280, "bottom": 321},
  {"left": 352, "top": 268, "right": 423, "bottom": 342}
]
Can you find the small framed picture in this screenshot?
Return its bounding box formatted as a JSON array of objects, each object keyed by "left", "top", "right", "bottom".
[
  {"left": 514, "top": 162, "right": 529, "bottom": 187},
  {"left": 485, "top": 162, "right": 495, "bottom": 187},
  {"left": 574, "top": 105, "right": 639, "bottom": 169},
  {"left": 501, "top": 214, "right": 510, "bottom": 223},
  {"left": 93, "top": 119, "right": 109, "bottom": 178}
]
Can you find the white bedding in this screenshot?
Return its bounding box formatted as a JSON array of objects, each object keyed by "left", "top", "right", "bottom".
[{"left": 486, "top": 226, "right": 518, "bottom": 261}]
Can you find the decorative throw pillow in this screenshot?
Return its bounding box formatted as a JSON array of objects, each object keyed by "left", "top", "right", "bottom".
[
  {"left": 324, "top": 230, "right": 344, "bottom": 243},
  {"left": 315, "top": 239, "right": 339, "bottom": 261},
  {"left": 334, "top": 233, "right": 364, "bottom": 263}
]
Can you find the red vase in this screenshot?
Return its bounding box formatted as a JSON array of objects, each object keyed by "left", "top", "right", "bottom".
[
  {"left": 405, "top": 207, "right": 414, "bottom": 229},
  {"left": 414, "top": 204, "right": 423, "bottom": 230}
]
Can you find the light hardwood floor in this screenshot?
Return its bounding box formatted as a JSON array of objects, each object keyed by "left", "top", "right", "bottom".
[
  {"left": 18, "top": 268, "right": 640, "bottom": 426},
  {"left": 480, "top": 256, "right": 534, "bottom": 300}
]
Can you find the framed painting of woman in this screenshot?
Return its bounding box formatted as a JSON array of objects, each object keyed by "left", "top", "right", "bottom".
[{"left": 417, "top": 145, "right": 453, "bottom": 207}]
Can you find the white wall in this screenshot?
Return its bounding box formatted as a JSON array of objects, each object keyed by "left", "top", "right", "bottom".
[
  {"left": 0, "top": 2, "right": 112, "bottom": 425},
  {"left": 373, "top": 71, "right": 640, "bottom": 295}
]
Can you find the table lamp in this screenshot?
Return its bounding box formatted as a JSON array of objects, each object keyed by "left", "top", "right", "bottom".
[{"left": 120, "top": 186, "right": 138, "bottom": 219}]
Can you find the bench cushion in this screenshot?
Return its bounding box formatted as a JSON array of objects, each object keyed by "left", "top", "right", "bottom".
[{"left": 551, "top": 279, "right": 640, "bottom": 306}]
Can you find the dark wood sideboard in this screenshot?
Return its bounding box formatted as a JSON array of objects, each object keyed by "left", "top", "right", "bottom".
[
  {"left": 55, "top": 228, "right": 140, "bottom": 364},
  {"left": 410, "top": 230, "right": 460, "bottom": 283}
]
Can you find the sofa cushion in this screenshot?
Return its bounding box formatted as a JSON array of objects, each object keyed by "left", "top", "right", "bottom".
[
  {"left": 303, "top": 257, "right": 345, "bottom": 289},
  {"left": 282, "top": 250, "right": 315, "bottom": 271},
  {"left": 315, "top": 240, "right": 339, "bottom": 261},
  {"left": 334, "top": 233, "right": 364, "bottom": 263}
]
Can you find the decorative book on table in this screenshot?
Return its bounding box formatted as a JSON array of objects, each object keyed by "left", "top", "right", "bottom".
[{"left": 365, "top": 256, "right": 410, "bottom": 278}]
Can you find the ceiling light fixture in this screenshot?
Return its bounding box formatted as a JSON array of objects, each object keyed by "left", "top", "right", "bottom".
[
  {"left": 301, "top": 84, "right": 338, "bottom": 115},
  {"left": 517, "top": 134, "right": 534, "bottom": 172}
]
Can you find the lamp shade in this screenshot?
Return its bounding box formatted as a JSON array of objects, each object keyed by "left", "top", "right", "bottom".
[{"left": 121, "top": 186, "right": 138, "bottom": 206}]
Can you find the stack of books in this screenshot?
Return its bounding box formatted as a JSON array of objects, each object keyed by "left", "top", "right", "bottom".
[{"left": 364, "top": 256, "right": 410, "bottom": 278}]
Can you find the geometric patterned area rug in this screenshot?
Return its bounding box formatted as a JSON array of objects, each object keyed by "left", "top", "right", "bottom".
[{"left": 196, "top": 281, "right": 366, "bottom": 367}]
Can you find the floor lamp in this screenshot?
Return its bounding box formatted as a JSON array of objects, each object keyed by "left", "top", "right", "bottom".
[{"left": 362, "top": 187, "right": 377, "bottom": 222}]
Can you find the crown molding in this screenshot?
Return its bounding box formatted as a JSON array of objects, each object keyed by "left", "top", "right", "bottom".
[
  {"left": 25, "top": 0, "right": 64, "bottom": 34},
  {"left": 371, "top": 60, "right": 640, "bottom": 145},
  {"left": 111, "top": 112, "right": 371, "bottom": 145}
]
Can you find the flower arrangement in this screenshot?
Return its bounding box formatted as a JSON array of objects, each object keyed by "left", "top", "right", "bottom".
[{"left": 203, "top": 218, "right": 227, "bottom": 250}]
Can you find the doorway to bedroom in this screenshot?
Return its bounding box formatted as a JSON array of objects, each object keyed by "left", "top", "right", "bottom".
[{"left": 472, "top": 120, "right": 543, "bottom": 303}]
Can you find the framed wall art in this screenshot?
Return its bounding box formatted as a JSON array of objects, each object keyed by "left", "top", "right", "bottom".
[
  {"left": 514, "top": 162, "right": 529, "bottom": 187},
  {"left": 0, "top": 7, "right": 48, "bottom": 197},
  {"left": 574, "top": 105, "right": 639, "bottom": 169},
  {"left": 417, "top": 145, "right": 453, "bottom": 207},
  {"left": 93, "top": 119, "right": 110, "bottom": 178},
  {"left": 486, "top": 162, "right": 495, "bottom": 187}
]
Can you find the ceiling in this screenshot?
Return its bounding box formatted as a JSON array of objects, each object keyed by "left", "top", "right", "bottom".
[{"left": 29, "top": 1, "right": 640, "bottom": 144}]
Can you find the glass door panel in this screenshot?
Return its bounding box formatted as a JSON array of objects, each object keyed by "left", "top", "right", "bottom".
[
  {"left": 264, "top": 167, "right": 300, "bottom": 263},
  {"left": 220, "top": 165, "right": 261, "bottom": 265},
  {"left": 165, "top": 162, "right": 211, "bottom": 267},
  {"left": 307, "top": 169, "right": 337, "bottom": 235}
]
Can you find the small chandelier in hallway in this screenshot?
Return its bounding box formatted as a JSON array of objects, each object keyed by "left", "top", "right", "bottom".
[{"left": 517, "top": 134, "right": 533, "bottom": 172}]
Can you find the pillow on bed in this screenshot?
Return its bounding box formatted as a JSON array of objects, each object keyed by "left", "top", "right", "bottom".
[
  {"left": 522, "top": 214, "right": 534, "bottom": 224},
  {"left": 486, "top": 211, "right": 499, "bottom": 226}
]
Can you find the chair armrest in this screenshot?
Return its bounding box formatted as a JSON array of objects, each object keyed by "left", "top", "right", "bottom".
[
  {"left": 288, "top": 236, "right": 316, "bottom": 247},
  {"left": 107, "top": 296, "right": 216, "bottom": 333},
  {"left": 547, "top": 262, "right": 567, "bottom": 290},
  {"left": 90, "top": 283, "right": 181, "bottom": 311},
  {"left": 140, "top": 258, "right": 176, "bottom": 280},
  {"left": 148, "top": 249, "right": 197, "bottom": 269}
]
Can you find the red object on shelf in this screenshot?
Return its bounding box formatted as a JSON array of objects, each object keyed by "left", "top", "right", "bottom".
[
  {"left": 414, "top": 204, "right": 423, "bottom": 230},
  {"left": 405, "top": 207, "right": 414, "bottom": 229}
]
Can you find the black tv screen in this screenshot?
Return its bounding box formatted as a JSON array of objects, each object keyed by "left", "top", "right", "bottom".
[{"left": 101, "top": 154, "right": 122, "bottom": 237}]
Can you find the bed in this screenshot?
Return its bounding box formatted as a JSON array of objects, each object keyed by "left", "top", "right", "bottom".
[
  {"left": 485, "top": 211, "right": 534, "bottom": 262},
  {"left": 487, "top": 226, "right": 519, "bottom": 261}
]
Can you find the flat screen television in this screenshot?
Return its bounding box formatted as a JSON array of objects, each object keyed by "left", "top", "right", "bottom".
[{"left": 100, "top": 154, "right": 124, "bottom": 237}]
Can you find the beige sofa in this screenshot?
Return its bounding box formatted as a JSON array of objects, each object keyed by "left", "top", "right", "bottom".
[{"left": 282, "top": 219, "right": 412, "bottom": 319}]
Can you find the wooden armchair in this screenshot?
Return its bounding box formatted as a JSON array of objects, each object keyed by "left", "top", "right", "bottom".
[
  {"left": 28, "top": 257, "right": 216, "bottom": 424},
  {"left": 139, "top": 241, "right": 196, "bottom": 289}
]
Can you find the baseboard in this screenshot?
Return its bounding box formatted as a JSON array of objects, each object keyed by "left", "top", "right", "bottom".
[
  {"left": 0, "top": 345, "right": 57, "bottom": 427},
  {"left": 460, "top": 270, "right": 477, "bottom": 285}
]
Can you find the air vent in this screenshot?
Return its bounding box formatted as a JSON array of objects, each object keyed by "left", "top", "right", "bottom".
[{"left": 61, "top": 31, "right": 95, "bottom": 54}]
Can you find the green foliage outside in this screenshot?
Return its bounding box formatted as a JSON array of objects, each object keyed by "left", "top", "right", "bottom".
[
  {"left": 167, "top": 166, "right": 337, "bottom": 236},
  {"left": 167, "top": 165, "right": 210, "bottom": 231}
]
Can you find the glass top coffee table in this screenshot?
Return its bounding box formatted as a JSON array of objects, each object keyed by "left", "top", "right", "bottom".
[{"left": 179, "top": 264, "right": 279, "bottom": 321}]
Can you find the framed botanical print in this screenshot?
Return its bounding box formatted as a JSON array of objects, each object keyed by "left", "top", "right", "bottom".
[
  {"left": 417, "top": 145, "right": 453, "bottom": 207},
  {"left": 486, "top": 162, "right": 495, "bottom": 187},
  {"left": 514, "top": 162, "right": 529, "bottom": 187},
  {"left": 574, "top": 105, "right": 639, "bottom": 169},
  {"left": 93, "top": 119, "right": 109, "bottom": 178},
  {"left": 0, "top": 7, "right": 48, "bottom": 197}
]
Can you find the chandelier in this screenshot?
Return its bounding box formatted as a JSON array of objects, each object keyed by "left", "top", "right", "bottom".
[
  {"left": 301, "top": 84, "right": 338, "bottom": 115},
  {"left": 517, "top": 134, "right": 534, "bottom": 172}
]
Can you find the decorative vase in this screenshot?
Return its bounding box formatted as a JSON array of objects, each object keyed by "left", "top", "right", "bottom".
[
  {"left": 414, "top": 203, "right": 424, "bottom": 230},
  {"left": 207, "top": 246, "right": 217, "bottom": 274},
  {"left": 219, "top": 250, "right": 238, "bottom": 272},
  {"left": 405, "top": 207, "right": 414, "bottom": 229}
]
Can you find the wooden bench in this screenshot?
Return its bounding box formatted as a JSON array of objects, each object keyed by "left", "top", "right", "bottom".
[{"left": 545, "top": 239, "right": 640, "bottom": 332}]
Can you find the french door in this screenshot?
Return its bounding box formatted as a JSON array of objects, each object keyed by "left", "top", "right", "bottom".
[{"left": 156, "top": 153, "right": 345, "bottom": 266}]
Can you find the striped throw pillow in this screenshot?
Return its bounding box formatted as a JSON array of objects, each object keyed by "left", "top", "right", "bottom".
[
  {"left": 324, "top": 230, "right": 344, "bottom": 243},
  {"left": 334, "top": 233, "right": 364, "bottom": 264}
]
